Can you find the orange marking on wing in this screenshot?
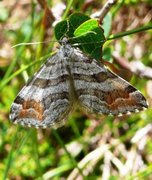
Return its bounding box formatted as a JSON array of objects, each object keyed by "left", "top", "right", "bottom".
[
  {"left": 108, "top": 96, "right": 137, "bottom": 111},
  {"left": 19, "top": 99, "right": 45, "bottom": 121},
  {"left": 105, "top": 89, "right": 130, "bottom": 105}
]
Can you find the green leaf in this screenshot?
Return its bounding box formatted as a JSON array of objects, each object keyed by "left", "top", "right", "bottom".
[
  {"left": 74, "top": 19, "right": 100, "bottom": 37},
  {"left": 102, "top": 12, "right": 112, "bottom": 38},
  {"left": 54, "top": 13, "right": 106, "bottom": 59},
  {"left": 68, "top": 13, "right": 90, "bottom": 37},
  {"left": 73, "top": 19, "right": 105, "bottom": 59},
  {"left": 54, "top": 20, "right": 68, "bottom": 40},
  {"left": 102, "top": 47, "right": 112, "bottom": 62},
  {"left": 54, "top": 13, "right": 90, "bottom": 40}
]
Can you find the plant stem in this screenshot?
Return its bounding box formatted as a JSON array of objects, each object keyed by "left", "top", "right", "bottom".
[
  {"left": 52, "top": 129, "right": 85, "bottom": 179},
  {"left": 107, "top": 23, "right": 152, "bottom": 40},
  {"left": 62, "top": 0, "right": 74, "bottom": 20}
]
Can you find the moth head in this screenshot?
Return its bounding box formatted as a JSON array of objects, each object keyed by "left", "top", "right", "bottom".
[{"left": 60, "top": 37, "right": 69, "bottom": 45}]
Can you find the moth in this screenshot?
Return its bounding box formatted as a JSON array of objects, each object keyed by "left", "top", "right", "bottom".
[{"left": 10, "top": 37, "right": 148, "bottom": 128}]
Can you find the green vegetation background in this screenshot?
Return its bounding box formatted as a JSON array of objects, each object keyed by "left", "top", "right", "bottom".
[{"left": 0, "top": 0, "right": 152, "bottom": 179}]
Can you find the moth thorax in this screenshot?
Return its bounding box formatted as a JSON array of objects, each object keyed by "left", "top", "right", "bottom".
[{"left": 59, "top": 44, "right": 74, "bottom": 59}]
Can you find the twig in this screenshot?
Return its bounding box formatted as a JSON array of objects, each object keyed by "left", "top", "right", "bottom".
[
  {"left": 37, "top": 0, "right": 55, "bottom": 28},
  {"left": 67, "top": 145, "right": 109, "bottom": 180},
  {"left": 91, "top": 0, "right": 117, "bottom": 24},
  {"left": 99, "top": 0, "right": 117, "bottom": 23},
  {"left": 113, "top": 51, "right": 152, "bottom": 80},
  {"left": 131, "top": 124, "right": 152, "bottom": 144}
]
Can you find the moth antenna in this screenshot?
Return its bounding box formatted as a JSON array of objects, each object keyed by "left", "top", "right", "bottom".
[
  {"left": 12, "top": 40, "right": 58, "bottom": 48},
  {"left": 71, "top": 40, "right": 105, "bottom": 47}
]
